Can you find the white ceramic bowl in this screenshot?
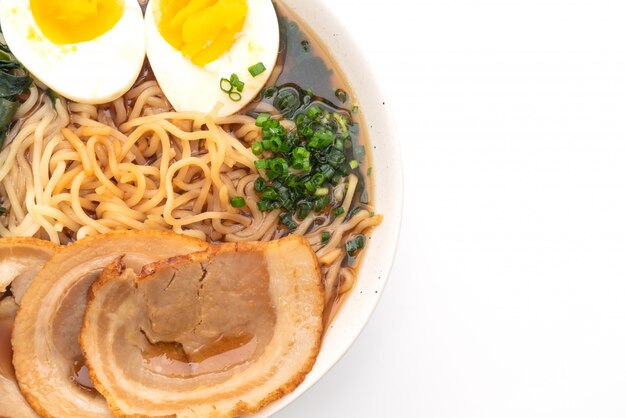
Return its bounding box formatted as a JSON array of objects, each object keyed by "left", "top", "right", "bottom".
[{"left": 252, "top": 0, "right": 404, "bottom": 416}]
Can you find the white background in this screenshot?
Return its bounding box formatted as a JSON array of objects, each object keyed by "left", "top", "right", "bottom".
[{"left": 277, "top": 0, "right": 626, "bottom": 417}]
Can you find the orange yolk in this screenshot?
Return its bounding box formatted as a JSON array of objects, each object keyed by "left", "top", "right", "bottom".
[
  {"left": 158, "top": 0, "right": 248, "bottom": 66},
  {"left": 30, "top": 0, "right": 124, "bottom": 45}
]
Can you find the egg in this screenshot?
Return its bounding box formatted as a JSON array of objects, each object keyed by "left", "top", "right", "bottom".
[
  {"left": 145, "top": 0, "right": 280, "bottom": 117},
  {"left": 0, "top": 0, "right": 145, "bottom": 104}
]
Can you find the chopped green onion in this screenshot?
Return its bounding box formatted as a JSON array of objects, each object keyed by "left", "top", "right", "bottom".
[
  {"left": 257, "top": 200, "right": 272, "bottom": 211},
  {"left": 367, "top": 167, "right": 372, "bottom": 176},
  {"left": 279, "top": 212, "right": 297, "bottom": 230},
  {"left": 296, "top": 201, "right": 312, "bottom": 220},
  {"left": 262, "top": 189, "right": 278, "bottom": 200},
  {"left": 251, "top": 142, "right": 263, "bottom": 156},
  {"left": 249, "top": 85, "right": 364, "bottom": 228},
  {"left": 254, "top": 160, "right": 268, "bottom": 170},
  {"left": 319, "top": 164, "right": 335, "bottom": 180},
  {"left": 255, "top": 113, "right": 271, "bottom": 126},
  {"left": 315, "top": 187, "right": 329, "bottom": 196},
  {"left": 0, "top": 207, "right": 6, "bottom": 215},
  {"left": 291, "top": 147, "right": 310, "bottom": 170},
  {"left": 311, "top": 173, "right": 325, "bottom": 186},
  {"left": 326, "top": 148, "right": 346, "bottom": 167},
  {"left": 321, "top": 231, "right": 330, "bottom": 245},
  {"left": 220, "top": 78, "right": 232, "bottom": 93},
  {"left": 352, "top": 105, "right": 359, "bottom": 113},
  {"left": 268, "top": 158, "right": 288, "bottom": 177},
  {"left": 306, "top": 105, "right": 322, "bottom": 119},
  {"left": 221, "top": 74, "right": 245, "bottom": 101},
  {"left": 254, "top": 178, "right": 266, "bottom": 192},
  {"left": 248, "top": 62, "right": 266, "bottom": 77},
  {"left": 230, "top": 196, "right": 246, "bottom": 208},
  {"left": 346, "top": 234, "right": 366, "bottom": 254},
  {"left": 229, "top": 73, "right": 244, "bottom": 92},
  {"left": 275, "top": 88, "right": 300, "bottom": 117},
  {"left": 331, "top": 173, "right": 344, "bottom": 186},
  {"left": 345, "top": 239, "right": 358, "bottom": 254},
  {"left": 313, "top": 194, "right": 330, "bottom": 212}
]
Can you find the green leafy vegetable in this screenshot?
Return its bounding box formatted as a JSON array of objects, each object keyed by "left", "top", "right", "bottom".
[{"left": 0, "top": 35, "right": 31, "bottom": 149}]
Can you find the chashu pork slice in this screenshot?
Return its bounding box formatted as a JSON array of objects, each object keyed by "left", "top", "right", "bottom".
[
  {"left": 12, "top": 231, "right": 209, "bottom": 418},
  {"left": 0, "top": 237, "right": 59, "bottom": 418},
  {"left": 80, "top": 234, "right": 324, "bottom": 418}
]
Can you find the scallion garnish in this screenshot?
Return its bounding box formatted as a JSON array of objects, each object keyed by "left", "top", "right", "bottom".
[
  {"left": 255, "top": 113, "right": 271, "bottom": 126},
  {"left": 279, "top": 212, "right": 297, "bottom": 231},
  {"left": 345, "top": 234, "right": 366, "bottom": 255},
  {"left": 254, "top": 160, "right": 268, "bottom": 170},
  {"left": 248, "top": 62, "right": 266, "bottom": 77},
  {"left": 220, "top": 73, "right": 245, "bottom": 102},
  {"left": 345, "top": 239, "right": 358, "bottom": 254},
  {"left": 230, "top": 196, "right": 246, "bottom": 208},
  {"left": 262, "top": 188, "right": 278, "bottom": 200},
  {"left": 220, "top": 78, "right": 232, "bottom": 93},
  {"left": 230, "top": 73, "right": 244, "bottom": 91},
  {"left": 321, "top": 231, "right": 330, "bottom": 245},
  {"left": 250, "top": 86, "right": 368, "bottom": 228},
  {"left": 251, "top": 142, "right": 263, "bottom": 156}
]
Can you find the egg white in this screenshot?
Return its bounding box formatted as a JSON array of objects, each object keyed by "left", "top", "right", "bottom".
[
  {"left": 145, "top": 0, "right": 280, "bottom": 117},
  {"left": 0, "top": 0, "right": 145, "bottom": 104}
]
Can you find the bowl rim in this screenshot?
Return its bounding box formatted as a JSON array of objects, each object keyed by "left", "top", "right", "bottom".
[{"left": 255, "top": 1, "right": 405, "bottom": 416}]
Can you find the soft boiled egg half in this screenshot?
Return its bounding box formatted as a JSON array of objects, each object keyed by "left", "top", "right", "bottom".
[
  {"left": 0, "top": 0, "right": 145, "bottom": 104},
  {"left": 145, "top": 0, "right": 280, "bottom": 117}
]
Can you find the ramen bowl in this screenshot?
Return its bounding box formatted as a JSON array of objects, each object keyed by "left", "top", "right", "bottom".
[{"left": 253, "top": 0, "right": 403, "bottom": 415}]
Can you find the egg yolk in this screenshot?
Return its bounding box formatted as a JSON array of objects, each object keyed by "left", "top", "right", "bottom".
[
  {"left": 158, "top": 0, "right": 248, "bottom": 66},
  {"left": 30, "top": 0, "right": 124, "bottom": 45}
]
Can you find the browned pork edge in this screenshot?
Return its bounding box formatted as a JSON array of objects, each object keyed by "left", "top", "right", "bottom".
[
  {"left": 13, "top": 230, "right": 210, "bottom": 418},
  {"left": 1, "top": 237, "right": 60, "bottom": 418},
  {"left": 81, "top": 234, "right": 324, "bottom": 418}
]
